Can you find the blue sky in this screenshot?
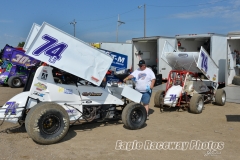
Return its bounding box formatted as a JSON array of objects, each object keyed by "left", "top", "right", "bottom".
[{"left": 1, "top": 0, "right": 240, "bottom": 49}]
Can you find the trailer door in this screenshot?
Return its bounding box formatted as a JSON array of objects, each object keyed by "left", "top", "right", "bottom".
[{"left": 211, "top": 35, "right": 227, "bottom": 83}]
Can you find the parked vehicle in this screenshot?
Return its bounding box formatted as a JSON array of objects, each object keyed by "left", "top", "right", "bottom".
[
  {"left": 154, "top": 43, "right": 226, "bottom": 113},
  {"left": 0, "top": 45, "right": 40, "bottom": 87},
  {"left": 0, "top": 22, "right": 146, "bottom": 145}
]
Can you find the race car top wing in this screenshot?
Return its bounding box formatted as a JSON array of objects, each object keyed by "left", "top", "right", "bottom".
[{"left": 25, "top": 22, "right": 113, "bottom": 86}]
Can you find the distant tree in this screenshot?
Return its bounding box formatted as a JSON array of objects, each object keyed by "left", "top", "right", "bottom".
[{"left": 17, "top": 42, "right": 25, "bottom": 47}]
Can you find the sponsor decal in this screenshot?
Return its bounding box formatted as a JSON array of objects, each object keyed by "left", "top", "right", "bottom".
[
  {"left": 212, "top": 74, "right": 217, "bottom": 81},
  {"left": 58, "top": 87, "right": 73, "bottom": 94},
  {"left": 82, "top": 100, "right": 93, "bottom": 104},
  {"left": 32, "top": 34, "right": 68, "bottom": 64},
  {"left": 178, "top": 53, "right": 188, "bottom": 58},
  {"left": 34, "top": 82, "right": 47, "bottom": 91},
  {"left": 58, "top": 87, "right": 64, "bottom": 92},
  {"left": 33, "top": 91, "right": 45, "bottom": 97},
  {"left": 41, "top": 72, "right": 48, "bottom": 80},
  {"left": 82, "top": 92, "right": 103, "bottom": 96},
  {"left": 66, "top": 109, "right": 77, "bottom": 114},
  {"left": 5, "top": 102, "right": 18, "bottom": 115},
  {"left": 91, "top": 76, "right": 99, "bottom": 82},
  {"left": 64, "top": 89, "right": 73, "bottom": 94}
]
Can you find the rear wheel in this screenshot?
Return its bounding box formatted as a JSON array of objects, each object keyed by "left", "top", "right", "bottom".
[
  {"left": 8, "top": 76, "right": 22, "bottom": 88},
  {"left": 189, "top": 94, "right": 204, "bottom": 114},
  {"left": 215, "top": 89, "right": 226, "bottom": 106},
  {"left": 25, "top": 102, "right": 70, "bottom": 145},
  {"left": 154, "top": 90, "right": 165, "bottom": 107},
  {"left": 122, "top": 102, "right": 147, "bottom": 130}
]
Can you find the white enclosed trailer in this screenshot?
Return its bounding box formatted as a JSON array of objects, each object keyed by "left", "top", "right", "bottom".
[
  {"left": 226, "top": 32, "right": 240, "bottom": 85},
  {"left": 91, "top": 42, "right": 132, "bottom": 70},
  {"left": 175, "top": 33, "right": 227, "bottom": 85},
  {"left": 132, "top": 36, "right": 175, "bottom": 81}
]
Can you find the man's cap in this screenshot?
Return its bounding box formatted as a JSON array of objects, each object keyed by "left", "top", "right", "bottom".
[{"left": 138, "top": 60, "right": 145, "bottom": 65}]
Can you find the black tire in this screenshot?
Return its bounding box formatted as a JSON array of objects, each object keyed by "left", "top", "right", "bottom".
[
  {"left": 215, "top": 89, "right": 226, "bottom": 106},
  {"left": 25, "top": 102, "right": 70, "bottom": 145},
  {"left": 232, "top": 76, "right": 240, "bottom": 85},
  {"left": 122, "top": 102, "right": 147, "bottom": 130},
  {"left": 8, "top": 76, "right": 22, "bottom": 88},
  {"left": 154, "top": 90, "right": 165, "bottom": 108},
  {"left": 189, "top": 94, "right": 204, "bottom": 114}
]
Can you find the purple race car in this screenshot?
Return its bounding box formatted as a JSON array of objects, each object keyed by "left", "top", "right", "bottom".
[{"left": 0, "top": 45, "right": 40, "bottom": 88}]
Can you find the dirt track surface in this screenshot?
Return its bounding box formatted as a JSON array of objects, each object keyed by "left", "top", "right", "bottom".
[{"left": 0, "top": 86, "right": 240, "bottom": 160}]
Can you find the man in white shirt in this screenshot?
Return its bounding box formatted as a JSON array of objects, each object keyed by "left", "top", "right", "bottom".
[{"left": 123, "top": 60, "right": 156, "bottom": 117}]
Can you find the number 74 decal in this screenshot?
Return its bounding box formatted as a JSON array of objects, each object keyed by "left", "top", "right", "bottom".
[
  {"left": 5, "top": 102, "right": 18, "bottom": 115},
  {"left": 169, "top": 94, "right": 177, "bottom": 101},
  {"left": 32, "top": 34, "right": 68, "bottom": 64},
  {"left": 201, "top": 51, "right": 208, "bottom": 73}
]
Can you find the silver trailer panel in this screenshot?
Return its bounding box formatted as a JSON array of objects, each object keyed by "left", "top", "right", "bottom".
[
  {"left": 226, "top": 33, "right": 240, "bottom": 85},
  {"left": 132, "top": 36, "right": 175, "bottom": 79},
  {"left": 176, "top": 33, "right": 227, "bottom": 84}
]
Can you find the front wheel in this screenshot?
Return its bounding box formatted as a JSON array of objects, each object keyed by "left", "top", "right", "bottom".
[
  {"left": 25, "top": 102, "right": 70, "bottom": 145},
  {"left": 189, "top": 94, "right": 204, "bottom": 114},
  {"left": 215, "top": 89, "right": 226, "bottom": 106},
  {"left": 154, "top": 90, "right": 165, "bottom": 108},
  {"left": 122, "top": 102, "right": 147, "bottom": 130}
]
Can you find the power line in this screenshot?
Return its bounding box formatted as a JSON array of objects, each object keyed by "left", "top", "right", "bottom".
[
  {"left": 147, "top": 0, "right": 228, "bottom": 8},
  {"left": 75, "top": 0, "right": 228, "bottom": 22},
  {"left": 77, "top": 5, "right": 240, "bottom": 33},
  {"left": 76, "top": 7, "right": 139, "bottom": 22}
]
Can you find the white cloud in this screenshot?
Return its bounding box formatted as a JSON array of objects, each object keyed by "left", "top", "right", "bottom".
[
  {"left": 230, "top": 0, "right": 240, "bottom": 6},
  {"left": 172, "top": 0, "right": 240, "bottom": 21},
  {"left": 4, "top": 34, "right": 14, "bottom": 38},
  {"left": 0, "top": 20, "right": 13, "bottom": 23},
  {"left": 81, "top": 30, "right": 140, "bottom": 42}
]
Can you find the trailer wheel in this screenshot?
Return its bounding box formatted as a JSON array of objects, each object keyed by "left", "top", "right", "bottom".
[
  {"left": 189, "top": 94, "right": 204, "bottom": 114},
  {"left": 215, "top": 89, "right": 226, "bottom": 106},
  {"left": 154, "top": 90, "right": 165, "bottom": 108},
  {"left": 122, "top": 102, "right": 147, "bottom": 130},
  {"left": 8, "top": 76, "right": 22, "bottom": 88},
  {"left": 25, "top": 102, "right": 69, "bottom": 145}
]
